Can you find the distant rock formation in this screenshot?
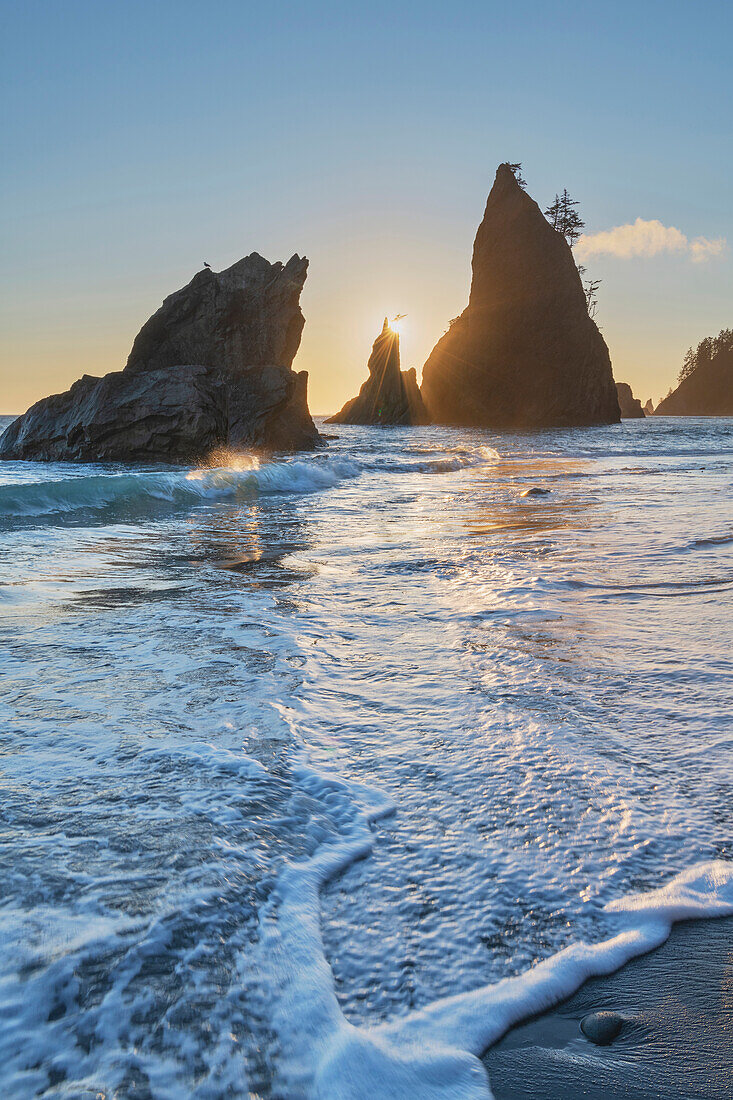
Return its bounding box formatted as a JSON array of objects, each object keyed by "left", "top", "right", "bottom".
[
  {"left": 0, "top": 253, "right": 321, "bottom": 463},
  {"left": 644, "top": 398, "right": 655, "bottom": 416},
  {"left": 420, "top": 164, "right": 620, "bottom": 428},
  {"left": 655, "top": 337, "right": 733, "bottom": 416},
  {"left": 616, "top": 382, "right": 645, "bottom": 418},
  {"left": 326, "top": 318, "right": 430, "bottom": 426}
]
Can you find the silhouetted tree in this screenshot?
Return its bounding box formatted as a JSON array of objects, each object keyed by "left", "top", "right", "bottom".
[
  {"left": 545, "top": 189, "right": 585, "bottom": 247},
  {"left": 584, "top": 277, "right": 602, "bottom": 320},
  {"left": 575, "top": 262, "right": 601, "bottom": 321},
  {"left": 545, "top": 194, "right": 561, "bottom": 231},
  {"left": 678, "top": 328, "right": 733, "bottom": 383},
  {"left": 678, "top": 346, "right": 699, "bottom": 384},
  {"left": 546, "top": 191, "right": 598, "bottom": 318},
  {"left": 504, "top": 162, "right": 526, "bottom": 189}
]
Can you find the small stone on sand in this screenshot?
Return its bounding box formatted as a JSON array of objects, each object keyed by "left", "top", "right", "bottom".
[{"left": 580, "top": 1011, "right": 624, "bottom": 1045}]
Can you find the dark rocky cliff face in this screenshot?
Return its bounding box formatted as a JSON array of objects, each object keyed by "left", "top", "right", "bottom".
[
  {"left": 655, "top": 348, "right": 733, "bottom": 415},
  {"left": 0, "top": 253, "right": 320, "bottom": 463},
  {"left": 421, "top": 164, "right": 620, "bottom": 428},
  {"left": 125, "top": 253, "right": 308, "bottom": 376},
  {"left": 326, "top": 319, "right": 430, "bottom": 426},
  {"left": 616, "top": 382, "right": 645, "bottom": 418}
]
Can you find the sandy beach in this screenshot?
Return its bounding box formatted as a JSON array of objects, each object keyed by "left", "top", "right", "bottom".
[{"left": 485, "top": 915, "right": 733, "bottom": 1099}]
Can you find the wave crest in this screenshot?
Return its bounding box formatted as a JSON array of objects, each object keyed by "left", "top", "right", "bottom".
[{"left": 0, "top": 457, "right": 362, "bottom": 520}]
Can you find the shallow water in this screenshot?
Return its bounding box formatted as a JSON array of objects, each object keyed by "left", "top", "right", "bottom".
[{"left": 0, "top": 415, "right": 732, "bottom": 1098}]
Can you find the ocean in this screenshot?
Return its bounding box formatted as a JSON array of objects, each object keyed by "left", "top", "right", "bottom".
[{"left": 1, "top": 414, "right": 732, "bottom": 1099}]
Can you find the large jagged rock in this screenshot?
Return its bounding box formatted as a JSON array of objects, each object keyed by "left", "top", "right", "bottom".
[
  {"left": 616, "top": 382, "right": 645, "bottom": 418},
  {"left": 644, "top": 398, "right": 655, "bottom": 416},
  {"left": 0, "top": 253, "right": 321, "bottom": 463},
  {"left": 326, "top": 318, "right": 430, "bottom": 426},
  {"left": 421, "top": 164, "right": 620, "bottom": 428},
  {"left": 655, "top": 346, "right": 733, "bottom": 415}
]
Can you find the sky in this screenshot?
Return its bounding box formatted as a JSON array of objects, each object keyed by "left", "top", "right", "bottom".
[{"left": 2, "top": 0, "right": 732, "bottom": 414}]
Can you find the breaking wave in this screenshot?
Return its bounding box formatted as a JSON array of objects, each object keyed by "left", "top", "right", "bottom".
[
  {"left": 0, "top": 458, "right": 362, "bottom": 521},
  {"left": 0, "top": 446, "right": 499, "bottom": 524}
]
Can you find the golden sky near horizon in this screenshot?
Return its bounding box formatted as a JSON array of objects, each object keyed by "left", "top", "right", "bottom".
[{"left": 0, "top": 241, "right": 723, "bottom": 418}]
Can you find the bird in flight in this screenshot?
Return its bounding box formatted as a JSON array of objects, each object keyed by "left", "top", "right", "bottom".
[{"left": 392, "top": 313, "right": 406, "bottom": 323}]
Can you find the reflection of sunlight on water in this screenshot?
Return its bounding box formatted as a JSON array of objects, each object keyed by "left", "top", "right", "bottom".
[
  {"left": 186, "top": 501, "right": 263, "bottom": 562},
  {"left": 458, "top": 453, "right": 593, "bottom": 537}
]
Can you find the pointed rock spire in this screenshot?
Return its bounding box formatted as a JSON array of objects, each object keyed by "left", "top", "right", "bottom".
[
  {"left": 420, "top": 163, "right": 620, "bottom": 427},
  {"left": 326, "top": 321, "right": 430, "bottom": 425}
]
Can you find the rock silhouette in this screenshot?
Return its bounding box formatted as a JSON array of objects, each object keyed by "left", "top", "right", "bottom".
[
  {"left": 655, "top": 344, "right": 733, "bottom": 416},
  {"left": 326, "top": 319, "right": 430, "bottom": 426},
  {"left": 420, "top": 164, "right": 620, "bottom": 428},
  {"left": 616, "top": 382, "right": 645, "bottom": 418},
  {"left": 0, "top": 253, "right": 321, "bottom": 463},
  {"left": 644, "top": 398, "right": 655, "bottom": 416}
]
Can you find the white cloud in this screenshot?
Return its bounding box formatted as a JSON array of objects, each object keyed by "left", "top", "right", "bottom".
[
  {"left": 575, "top": 217, "right": 726, "bottom": 264},
  {"left": 689, "top": 235, "right": 727, "bottom": 263}
]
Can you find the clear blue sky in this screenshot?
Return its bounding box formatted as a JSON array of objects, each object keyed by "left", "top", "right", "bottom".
[{"left": 2, "top": 0, "right": 731, "bottom": 412}]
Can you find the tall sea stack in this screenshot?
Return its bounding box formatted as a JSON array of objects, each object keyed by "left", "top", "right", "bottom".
[
  {"left": 421, "top": 164, "right": 620, "bottom": 428},
  {"left": 326, "top": 319, "right": 430, "bottom": 426},
  {"left": 0, "top": 253, "right": 321, "bottom": 463}
]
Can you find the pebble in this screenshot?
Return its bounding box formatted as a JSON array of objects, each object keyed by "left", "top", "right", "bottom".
[{"left": 580, "top": 1011, "right": 624, "bottom": 1045}]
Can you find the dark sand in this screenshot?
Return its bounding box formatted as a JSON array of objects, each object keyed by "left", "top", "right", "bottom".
[{"left": 484, "top": 917, "right": 733, "bottom": 1099}]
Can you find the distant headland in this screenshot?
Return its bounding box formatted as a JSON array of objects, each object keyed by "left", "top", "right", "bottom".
[{"left": 655, "top": 328, "right": 733, "bottom": 415}]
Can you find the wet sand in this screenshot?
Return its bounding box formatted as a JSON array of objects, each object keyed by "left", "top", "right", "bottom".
[{"left": 484, "top": 917, "right": 733, "bottom": 1099}]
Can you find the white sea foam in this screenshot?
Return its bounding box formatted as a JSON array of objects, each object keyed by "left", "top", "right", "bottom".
[
  {"left": 142, "top": 740, "right": 270, "bottom": 779},
  {"left": 0, "top": 446, "right": 498, "bottom": 523},
  {"left": 1, "top": 417, "right": 732, "bottom": 1098},
  {"left": 0, "top": 457, "right": 362, "bottom": 519},
  {"left": 265, "top": 767, "right": 733, "bottom": 1100}
]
